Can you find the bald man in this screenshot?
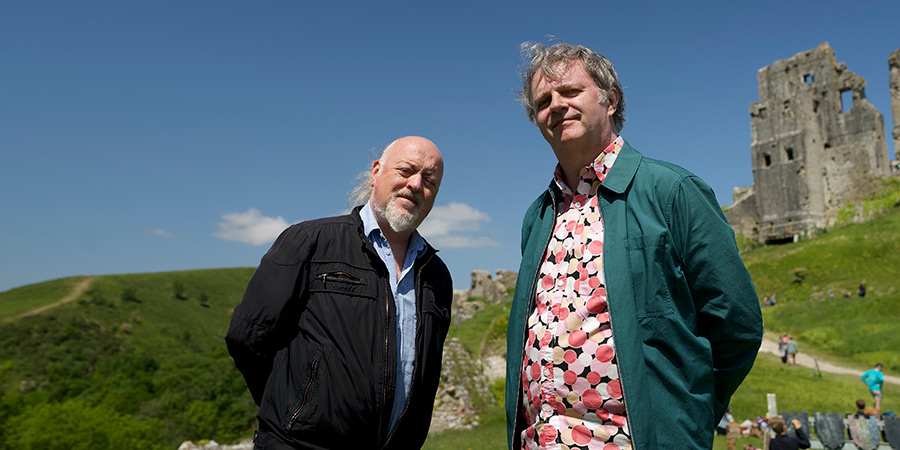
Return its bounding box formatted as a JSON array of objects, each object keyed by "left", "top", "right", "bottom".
[{"left": 227, "top": 136, "right": 453, "bottom": 449}]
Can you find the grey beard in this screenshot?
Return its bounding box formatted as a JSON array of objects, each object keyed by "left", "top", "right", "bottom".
[{"left": 373, "top": 194, "right": 420, "bottom": 233}]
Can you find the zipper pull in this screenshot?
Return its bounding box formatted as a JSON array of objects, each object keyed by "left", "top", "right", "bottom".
[{"left": 318, "top": 273, "right": 327, "bottom": 288}]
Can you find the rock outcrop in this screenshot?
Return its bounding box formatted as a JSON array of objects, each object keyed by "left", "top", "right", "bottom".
[
  {"left": 429, "top": 338, "right": 494, "bottom": 433},
  {"left": 451, "top": 269, "right": 517, "bottom": 324}
]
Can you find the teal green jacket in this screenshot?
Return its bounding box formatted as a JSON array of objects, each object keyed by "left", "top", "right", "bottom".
[{"left": 505, "top": 141, "right": 762, "bottom": 449}]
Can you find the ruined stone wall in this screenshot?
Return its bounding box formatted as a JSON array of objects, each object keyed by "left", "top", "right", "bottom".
[
  {"left": 723, "top": 187, "right": 758, "bottom": 241},
  {"left": 891, "top": 49, "right": 900, "bottom": 161},
  {"left": 747, "top": 43, "right": 889, "bottom": 242}
]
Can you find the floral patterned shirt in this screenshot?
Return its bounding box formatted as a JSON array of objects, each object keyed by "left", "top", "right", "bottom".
[{"left": 521, "top": 136, "right": 632, "bottom": 450}]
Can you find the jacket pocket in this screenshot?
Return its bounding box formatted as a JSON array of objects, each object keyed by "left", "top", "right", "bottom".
[
  {"left": 626, "top": 233, "right": 674, "bottom": 319},
  {"left": 282, "top": 344, "right": 329, "bottom": 432},
  {"left": 309, "top": 261, "right": 378, "bottom": 300}
]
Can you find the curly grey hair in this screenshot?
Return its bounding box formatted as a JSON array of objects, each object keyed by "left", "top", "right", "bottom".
[{"left": 518, "top": 41, "right": 626, "bottom": 133}]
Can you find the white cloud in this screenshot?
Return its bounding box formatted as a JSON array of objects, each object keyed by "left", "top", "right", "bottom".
[
  {"left": 418, "top": 202, "right": 501, "bottom": 249},
  {"left": 149, "top": 229, "right": 175, "bottom": 238},
  {"left": 214, "top": 208, "right": 289, "bottom": 245}
]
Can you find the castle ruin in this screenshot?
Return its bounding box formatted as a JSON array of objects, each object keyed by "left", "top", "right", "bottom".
[
  {"left": 726, "top": 43, "right": 894, "bottom": 243},
  {"left": 891, "top": 49, "right": 900, "bottom": 165}
]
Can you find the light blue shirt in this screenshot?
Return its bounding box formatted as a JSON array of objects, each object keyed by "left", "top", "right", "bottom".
[{"left": 360, "top": 203, "right": 426, "bottom": 433}]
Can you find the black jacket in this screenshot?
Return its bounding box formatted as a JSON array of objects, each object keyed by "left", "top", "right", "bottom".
[
  {"left": 770, "top": 427, "right": 811, "bottom": 450},
  {"left": 225, "top": 208, "right": 453, "bottom": 449}
]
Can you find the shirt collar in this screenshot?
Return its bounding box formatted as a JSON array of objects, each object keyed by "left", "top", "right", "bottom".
[
  {"left": 360, "top": 202, "right": 426, "bottom": 254},
  {"left": 552, "top": 135, "right": 624, "bottom": 195}
]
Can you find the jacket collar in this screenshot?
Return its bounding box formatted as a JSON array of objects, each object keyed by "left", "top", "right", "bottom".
[
  {"left": 545, "top": 139, "right": 642, "bottom": 200},
  {"left": 350, "top": 204, "right": 437, "bottom": 257},
  {"left": 598, "top": 139, "right": 641, "bottom": 195}
]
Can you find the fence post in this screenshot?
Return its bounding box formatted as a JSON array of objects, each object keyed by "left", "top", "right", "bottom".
[{"left": 767, "top": 393, "right": 778, "bottom": 418}]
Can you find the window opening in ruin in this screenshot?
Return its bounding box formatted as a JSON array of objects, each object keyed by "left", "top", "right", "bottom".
[
  {"left": 786, "top": 219, "right": 793, "bottom": 234},
  {"left": 804, "top": 74, "right": 814, "bottom": 84},
  {"left": 763, "top": 154, "right": 771, "bottom": 167},
  {"left": 840, "top": 89, "right": 852, "bottom": 113},
  {"left": 768, "top": 223, "right": 774, "bottom": 236},
  {"left": 785, "top": 148, "right": 794, "bottom": 161},
  {"left": 813, "top": 100, "right": 819, "bottom": 113}
]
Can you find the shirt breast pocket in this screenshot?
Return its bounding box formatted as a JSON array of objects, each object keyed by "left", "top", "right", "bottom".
[
  {"left": 309, "top": 261, "right": 378, "bottom": 300},
  {"left": 626, "top": 233, "right": 674, "bottom": 319}
]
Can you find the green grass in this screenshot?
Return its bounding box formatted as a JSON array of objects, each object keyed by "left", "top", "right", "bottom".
[
  {"left": 743, "top": 213, "right": 900, "bottom": 304},
  {"left": 423, "top": 403, "right": 507, "bottom": 450},
  {"left": 448, "top": 300, "right": 511, "bottom": 360},
  {"left": 0, "top": 267, "right": 257, "bottom": 448},
  {"left": 0, "top": 276, "right": 90, "bottom": 319},
  {"left": 761, "top": 293, "right": 900, "bottom": 372}
]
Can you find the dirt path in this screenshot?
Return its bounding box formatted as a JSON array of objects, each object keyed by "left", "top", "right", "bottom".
[
  {"left": 1, "top": 276, "right": 96, "bottom": 324},
  {"left": 759, "top": 335, "right": 900, "bottom": 386}
]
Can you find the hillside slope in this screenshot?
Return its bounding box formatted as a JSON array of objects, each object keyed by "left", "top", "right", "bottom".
[
  {"left": 1, "top": 196, "right": 898, "bottom": 449},
  {"left": 0, "top": 268, "right": 257, "bottom": 449}
]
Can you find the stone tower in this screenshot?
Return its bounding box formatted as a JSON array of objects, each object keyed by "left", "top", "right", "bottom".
[
  {"left": 890, "top": 49, "right": 900, "bottom": 162},
  {"left": 745, "top": 43, "right": 890, "bottom": 243}
]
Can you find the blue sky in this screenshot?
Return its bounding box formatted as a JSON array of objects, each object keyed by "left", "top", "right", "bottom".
[{"left": 1, "top": 1, "right": 897, "bottom": 293}]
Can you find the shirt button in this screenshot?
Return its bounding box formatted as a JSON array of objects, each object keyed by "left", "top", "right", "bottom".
[
  {"left": 557, "top": 279, "right": 565, "bottom": 288},
  {"left": 574, "top": 202, "right": 581, "bottom": 207}
]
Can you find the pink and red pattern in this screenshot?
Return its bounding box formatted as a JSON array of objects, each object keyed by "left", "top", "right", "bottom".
[{"left": 521, "top": 136, "right": 632, "bottom": 450}]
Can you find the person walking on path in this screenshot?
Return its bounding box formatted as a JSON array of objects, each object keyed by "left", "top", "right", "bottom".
[
  {"left": 785, "top": 336, "right": 798, "bottom": 366},
  {"left": 779, "top": 333, "right": 789, "bottom": 363},
  {"left": 861, "top": 363, "right": 884, "bottom": 417}
]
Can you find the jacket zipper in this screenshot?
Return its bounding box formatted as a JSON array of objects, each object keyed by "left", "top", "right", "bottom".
[
  {"left": 512, "top": 190, "right": 557, "bottom": 445},
  {"left": 286, "top": 359, "right": 318, "bottom": 430},
  {"left": 382, "top": 251, "right": 434, "bottom": 448},
  {"left": 317, "top": 272, "right": 363, "bottom": 288},
  {"left": 378, "top": 261, "right": 393, "bottom": 446}
]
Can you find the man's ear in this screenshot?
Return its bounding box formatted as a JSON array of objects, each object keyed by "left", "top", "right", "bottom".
[
  {"left": 606, "top": 89, "right": 619, "bottom": 116},
  {"left": 370, "top": 160, "right": 381, "bottom": 187}
]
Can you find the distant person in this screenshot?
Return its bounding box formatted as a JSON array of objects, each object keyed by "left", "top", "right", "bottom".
[
  {"left": 504, "top": 40, "right": 763, "bottom": 449},
  {"left": 858, "top": 283, "right": 866, "bottom": 297},
  {"left": 861, "top": 364, "right": 884, "bottom": 417},
  {"left": 855, "top": 399, "right": 867, "bottom": 418},
  {"left": 769, "top": 416, "right": 810, "bottom": 450},
  {"left": 779, "top": 333, "right": 789, "bottom": 363},
  {"left": 749, "top": 414, "right": 768, "bottom": 438},
  {"left": 785, "top": 336, "right": 799, "bottom": 365},
  {"left": 226, "top": 136, "right": 453, "bottom": 449},
  {"left": 717, "top": 406, "right": 736, "bottom": 435}
]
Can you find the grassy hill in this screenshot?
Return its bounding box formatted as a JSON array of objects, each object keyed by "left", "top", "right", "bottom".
[
  {"left": 0, "top": 268, "right": 257, "bottom": 449},
  {"left": 1, "top": 185, "right": 898, "bottom": 449}
]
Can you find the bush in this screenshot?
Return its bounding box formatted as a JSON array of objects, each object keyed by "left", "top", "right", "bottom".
[{"left": 4, "top": 398, "right": 164, "bottom": 449}]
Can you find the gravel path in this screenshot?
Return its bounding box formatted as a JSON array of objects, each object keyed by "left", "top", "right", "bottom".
[{"left": 758, "top": 336, "right": 899, "bottom": 386}]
